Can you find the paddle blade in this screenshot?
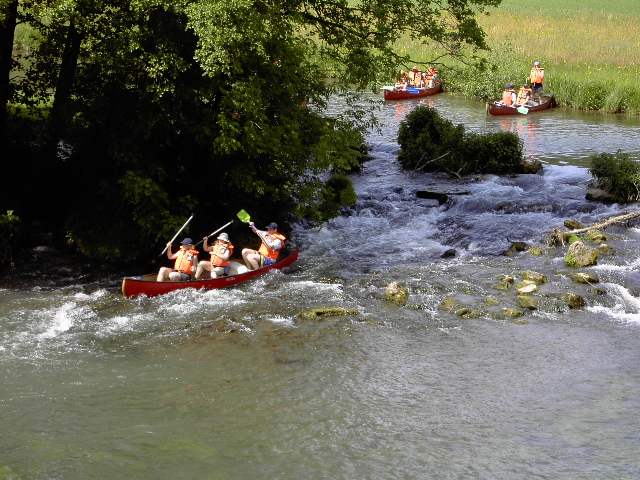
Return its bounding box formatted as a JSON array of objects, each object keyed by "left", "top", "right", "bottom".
[
  {"left": 517, "top": 106, "right": 529, "bottom": 115},
  {"left": 236, "top": 209, "right": 251, "bottom": 223}
]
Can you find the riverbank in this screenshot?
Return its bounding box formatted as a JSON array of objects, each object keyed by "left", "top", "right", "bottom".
[{"left": 395, "top": 0, "right": 640, "bottom": 114}]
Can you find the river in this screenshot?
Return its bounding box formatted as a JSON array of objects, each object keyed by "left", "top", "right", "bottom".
[{"left": 1, "top": 94, "right": 640, "bottom": 479}]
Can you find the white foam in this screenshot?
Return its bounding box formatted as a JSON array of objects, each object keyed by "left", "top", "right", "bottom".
[
  {"left": 39, "top": 301, "right": 94, "bottom": 338},
  {"left": 586, "top": 283, "right": 640, "bottom": 323},
  {"left": 265, "top": 315, "right": 295, "bottom": 326}
]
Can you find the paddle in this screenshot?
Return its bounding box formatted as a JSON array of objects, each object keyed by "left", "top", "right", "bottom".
[
  {"left": 195, "top": 220, "right": 234, "bottom": 247},
  {"left": 517, "top": 106, "right": 529, "bottom": 115},
  {"left": 160, "top": 214, "right": 194, "bottom": 256},
  {"left": 236, "top": 209, "right": 251, "bottom": 224}
]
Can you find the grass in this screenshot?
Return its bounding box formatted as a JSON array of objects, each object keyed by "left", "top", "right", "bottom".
[{"left": 399, "top": 0, "right": 640, "bottom": 114}]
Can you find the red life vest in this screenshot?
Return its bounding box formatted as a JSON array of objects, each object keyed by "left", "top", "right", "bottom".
[
  {"left": 258, "top": 232, "right": 286, "bottom": 260},
  {"left": 174, "top": 248, "right": 197, "bottom": 274},
  {"left": 211, "top": 242, "right": 234, "bottom": 267}
]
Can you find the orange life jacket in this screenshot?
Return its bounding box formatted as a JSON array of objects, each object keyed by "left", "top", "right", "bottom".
[
  {"left": 530, "top": 67, "right": 544, "bottom": 84},
  {"left": 211, "top": 242, "right": 234, "bottom": 267},
  {"left": 174, "top": 248, "right": 198, "bottom": 274},
  {"left": 258, "top": 232, "right": 286, "bottom": 260},
  {"left": 502, "top": 89, "right": 515, "bottom": 106},
  {"left": 516, "top": 88, "right": 530, "bottom": 104}
]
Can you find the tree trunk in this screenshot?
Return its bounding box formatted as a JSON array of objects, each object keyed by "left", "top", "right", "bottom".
[
  {"left": 0, "top": 0, "right": 19, "bottom": 136},
  {"left": 49, "top": 20, "right": 81, "bottom": 148}
]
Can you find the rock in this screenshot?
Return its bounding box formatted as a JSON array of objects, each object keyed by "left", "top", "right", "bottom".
[
  {"left": 527, "top": 246, "right": 544, "bottom": 256},
  {"left": 495, "top": 275, "right": 514, "bottom": 290},
  {"left": 502, "top": 307, "right": 524, "bottom": 318},
  {"left": 567, "top": 234, "right": 581, "bottom": 244},
  {"left": 562, "top": 293, "right": 586, "bottom": 309},
  {"left": 440, "top": 249, "right": 456, "bottom": 258},
  {"left": 565, "top": 241, "right": 598, "bottom": 268},
  {"left": 585, "top": 229, "right": 607, "bottom": 243},
  {"left": 416, "top": 191, "right": 448, "bottom": 204},
  {"left": 590, "top": 287, "right": 607, "bottom": 296},
  {"left": 569, "top": 272, "right": 599, "bottom": 284},
  {"left": 297, "top": 307, "right": 359, "bottom": 321},
  {"left": 516, "top": 295, "right": 538, "bottom": 310},
  {"left": 384, "top": 281, "right": 409, "bottom": 305},
  {"left": 516, "top": 282, "right": 538, "bottom": 295},
  {"left": 511, "top": 318, "right": 529, "bottom": 325},
  {"left": 439, "top": 296, "right": 459, "bottom": 313},
  {"left": 484, "top": 296, "right": 500, "bottom": 306},
  {"left": 597, "top": 243, "right": 614, "bottom": 255},
  {"left": 586, "top": 187, "right": 616, "bottom": 203},
  {"left": 522, "top": 270, "right": 547, "bottom": 284},
  {"left": 563, "top": 219, "right": 584, "bottom": 230},
  {"left": 521, "top": 158, "right": 543, "bottom": 174},
  {"left": 455, "top": 307, "right": 482, "bottom": 319},
  {"left": 503, "top": 242, "right": 529, "bottom": 256}
]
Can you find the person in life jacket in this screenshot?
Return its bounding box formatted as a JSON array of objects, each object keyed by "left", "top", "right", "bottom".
[
  {"left": 157, "top": 237, "right": 198, "bottom": 281},
  {"left": 242, "top": 222, "right": 286, "bottom": 271},
  {"left": 500, "top": 83, "right": 517, "bottom": 107},
  {"left": 515, "top": 84, "right": 533, "bottom": 106},
  {"left": 195, "top": 232, "right": 235, "bottom": 279},
  {"left": 528, "top": 60, "right": 545, "bottom": 93}
]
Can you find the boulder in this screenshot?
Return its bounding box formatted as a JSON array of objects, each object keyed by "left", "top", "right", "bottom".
[
  {"left": 384, "top": 281, "right": 409, "bottom": 305},
  {"left": 569, "top": 272, "right": 599, "bottom": 284},
  {"left": 565, "top": 241, "right": 598, "bottom": 268},
  {"left": 527, "top": 246, "right": 544, "bottom": 256},
  {"left": 522, "top": 270, "right": 547, "bottom": 284},
  {"left": 516, "top": 282, "right": 538, "bottom": 295},
  {"left": 585, "top": 229, "right": 607, "bottom": 243},
  {"left": 440, "top": 249, "right": 457, "bottom": 258},
  {"left": 564, "top": 219, "right": 584, "bottom": 230},
  {"left": 503, "top": 242, "right": 528, "bottom": 256}
]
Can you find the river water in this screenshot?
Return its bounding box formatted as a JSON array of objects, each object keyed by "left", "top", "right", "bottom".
[{"left": 2, "top": 95, "right": 640, "bottom": 479}]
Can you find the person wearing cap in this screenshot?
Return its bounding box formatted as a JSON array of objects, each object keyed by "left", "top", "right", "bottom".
[
  {"left": 157, "top": 238, "right": 199, "bottom": 281},
  {"left": 528, "top": 61, "right": 545, "bottom": 94},
  {"left": 195, "top": 232, "right": 235, "bottom": 279},
  {"left": 500, "top": 83, "right": 517, "bottom": 107},
  {"left": 242, "top": 222, "right": 286, "bottom": 271}
]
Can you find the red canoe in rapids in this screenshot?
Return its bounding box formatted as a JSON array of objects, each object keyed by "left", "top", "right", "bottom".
[
  {"left": 121, "top": 249, "right": 299, "bottom": 298},
  {"left": 383, "top": 81, "right": 442, "bottom": 101},
  {"left": 487, "top": 95, "right": 556, "bottom": 116}
]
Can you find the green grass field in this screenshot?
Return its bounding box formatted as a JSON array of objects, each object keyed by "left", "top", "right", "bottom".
[{"left": 400, "top": 0, "right": 640, "bottom": 114}]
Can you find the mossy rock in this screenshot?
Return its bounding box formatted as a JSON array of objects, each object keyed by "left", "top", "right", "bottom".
[
  {"left": 522, "top": 270, "right": 547, "bottom": 284},
  {"left": 597, "top": 243, "right": 614, "bottom": 256},
  {"left": 502, "top": 307, "right": 524, "bottom": 318},
  {"left": 564, "top": 219, "right": 584, "bottom": 230},
  {"left": 585, "top": 229, "right": 607, "bottom": 243},
  {"left": 569, "top": 272, "right": 599, "bottom": 284},
  {"left": 567, "top": 234, "right": 581, "bottom": 244},
  {"left": 516, "top": 295, "right": 538, "bottom": 310},
  {"left": 455, "top": 307, "right": 482, "bottom": 319},
  {"left": 565, "top": 241, "right": 598, "bottom": 268},
  {"left": 561, "top": 293, "right": 586, "bottom": 309},
  {"left": 495, "top": 275, "right": 514, "bottom": 290},
  {"left": 297, "top": 307, "right": 359, "bottom": 321},
  {"left": 527, "top": 246, "right": 544, "bottom": 256},
  {"left": 384, "top": 281, "right": 409, "bottom": 305},
  {"left": 439, "top": 296, "right": 460, "bottom": 313}
]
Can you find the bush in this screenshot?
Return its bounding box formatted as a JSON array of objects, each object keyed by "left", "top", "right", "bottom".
[
  {"left": 589, "top": 151, "right": 640, "bottom": 203},
  {"left": 398, "top": 106, "right": 525, "bottom": 176},
  {"left": 0, "top": 210, "right": 22, "bottom": 268}
]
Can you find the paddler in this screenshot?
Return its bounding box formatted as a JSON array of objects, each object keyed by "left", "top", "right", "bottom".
[
  {"left": 241, "top": 222, "right": 286, "bottom": 271},
  {"left": 157, "top": 238, "right": 198, "bottom": 281}
]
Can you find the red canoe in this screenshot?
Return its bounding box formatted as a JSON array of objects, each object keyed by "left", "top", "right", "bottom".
[
  {"left": 383, "top": 82, "right": 442, "bottom": 101},
  {"left": 487, "top": 95, "right": 556, "bottom": 116},
  {"left": 121, "top": 250, "right": 299, "bottom": 298}
]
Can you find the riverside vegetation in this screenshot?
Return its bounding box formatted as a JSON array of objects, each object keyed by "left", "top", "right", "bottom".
[
  {"left": 0, "top": 0, "right": 501, "bottom": 267},
  {"left": 397, "top": 0, "right": 640, "bottom": 114}
]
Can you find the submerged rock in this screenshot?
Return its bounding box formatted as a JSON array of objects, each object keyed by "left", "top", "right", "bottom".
[
  {"left": 516, "top": 281, "right": 538, "bottom": 295},
  {"left": 569, "top": 272, "right": 599, "bottom": 284},
  {"left": 416, "top": 190, "right": 448, "bottom": 204},
  {"left": 565, "top": 241, "right": 598, "bottom": 268},
  {"left": 527, "top": 246, "right": 545, "bottom": 256},
  {"left": 562, "top": 293, "right": 586, "bottom": 309},
  {"left": 439, "top": 296, "right": 460, "bottom": 313},
  {"left": 440, "top": 249, "right": 457, "bottom": 258},
  {"left": 455, "top": 307, "right": 482, "bottom": 319},
  {"left": 597, "top": 243, "right": 614, "bottom": 256},
  {"left": 483, "top": 296, "right": 500, "bottom": 306},
  {"left": 297, "top": 307, "right": 359, "bottom": 321},
  {"left": 384, "top": 282, "right": 409, "bottom": 305},
  {"left": 504, "top": 242, "right": 528, "bottom": 256},
  {"left": 502, "top": 307, "right": 524, "bottom": 318}
]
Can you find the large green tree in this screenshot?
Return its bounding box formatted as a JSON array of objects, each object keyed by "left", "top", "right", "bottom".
[{"left": 5, "top": 0, "right": 499, "bottom": 260}]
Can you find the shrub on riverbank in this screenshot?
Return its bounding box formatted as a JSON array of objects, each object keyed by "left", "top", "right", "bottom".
[
  {"left": 398, "top": 106, "right": 526, "bottom": 176},
  {"left": 589, "top": 151, "right": 640, "bottom": 203},
  {"left": 0, "top": 210, "right": 21, "bottom": 269}
]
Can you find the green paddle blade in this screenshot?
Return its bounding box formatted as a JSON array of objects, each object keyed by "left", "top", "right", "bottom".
[
  {"left": 236, "top": 209, "right": 251, "bottom": 223},
  {"left": 517, "top": 106, "right": 529, "bottom": 115}
]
